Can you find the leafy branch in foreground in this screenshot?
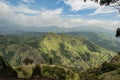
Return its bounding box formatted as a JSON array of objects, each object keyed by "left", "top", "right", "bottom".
[{"left": 84, "top": 0, "right": 120, "bottom": 13}]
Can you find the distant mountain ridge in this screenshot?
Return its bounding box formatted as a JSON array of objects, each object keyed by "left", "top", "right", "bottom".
[
  {"left": 67, "top": 32, "right": 120, "bottom": 52},
  {"left": 0, "top": 26, "right": 114, "bottom": 35},
  {"left": 0, "top": 30, "right": 119, "bottom": 52}
]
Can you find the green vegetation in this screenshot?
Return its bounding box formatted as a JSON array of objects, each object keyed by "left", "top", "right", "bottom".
[
  {"left": 15, "top": 64, "right": 79, "bottom": 80},
  {"left": 0, "top": 33, "right": 116, "bottom": 71},
  {"left": 23, "top": 57, "right": 34, "bottom": 65},
  {"left": 67, "top": 32, "right": 120, "bottom": 52},
  {"left": 0, "top": 55, "right": 17, "bottom": 77},
  {"left": 39, "top": 33, "right": 116, "bottom": 70},
  {"left": 0, "top": 33, "right": 119, "bottom": 80},
  {"left": 80, "top": 53, "right": 120, "bottom": 80}
]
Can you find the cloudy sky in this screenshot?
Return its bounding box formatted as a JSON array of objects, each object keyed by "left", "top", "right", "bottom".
[{"left": 0, "top": 0, "right": 120, "bottom": 31}]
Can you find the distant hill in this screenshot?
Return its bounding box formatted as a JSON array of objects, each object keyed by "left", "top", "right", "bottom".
[
  {"left": 1, "top": 31, "right": 119, "bottom": 52},
  {"left": 0, "top": 26, "right": 114, "bottom": 35},
  {"left": 0, "top": 33, "right": 116, "bottom": 71},
  {"left": 67, "top": 32, "right": 120, "bottom": 52}
]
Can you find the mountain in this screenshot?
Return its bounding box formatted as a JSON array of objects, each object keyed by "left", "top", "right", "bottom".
[
  {"left": 67, "top": 32, "right": 120, "bottom": 52},
  {"left": 0, "top": 33, "right": 116, "bottom": 71},
  {"left": 0, "top": 26, "right": 114, "bottom": 35},
  {"left": 1, "top": 31, "right": 119, "bottom": 52}
]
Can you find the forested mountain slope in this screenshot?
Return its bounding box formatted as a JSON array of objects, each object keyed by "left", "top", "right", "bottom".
[
  {"left": 0, "top": 33, "right": 116, "bottom": 71},
  {"left": 67, "top": 32, "right": 120, "bottom": 52}
]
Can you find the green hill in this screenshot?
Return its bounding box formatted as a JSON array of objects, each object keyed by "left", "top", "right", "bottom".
[
  {"left": 38, "top": 33, "right": 116, "bottom": 70},
  {"left": 0, "top": 33, "right": 116, "bottom": 71},
  {"left": 67, "top": 32, "right": 120, "bottom": 52},
  {"left": 1, "top": 31, "right": 120, "bottom": 52}
]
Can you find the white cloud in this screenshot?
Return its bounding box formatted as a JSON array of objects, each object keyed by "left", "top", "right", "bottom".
[
  {"left": 13, "top": 4, "right": 40, "bottom": 14},
  {"left": 0, "top": 1, "right": 119, "bottom": 31},
  {"left": 63, "top": 0, "right": 118, "bottom": 14},
  {"left": 88, "top": 20, "right": 102, "bottom": 24},
  {"left": 22, "top": 0, "right": 35, "bottom": 3},
  {"left": 63, "top": 0, "right": 99, "bottom": 11},
  {"left": 90, "top": 6, "right": 117, "bottom": 15}
]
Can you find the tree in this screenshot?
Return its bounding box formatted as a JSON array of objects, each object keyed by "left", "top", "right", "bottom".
[
  {"left": 23, "top": 57, "right": 34, "bottom": 65},
  {"left": 0, "top": 55, "right": 17, "bottom": 77},
  {"left": 84, "top": 0, "right": 119, "bottom": 5},
  {"left": 32, "top": 65, "right": 41, "bottom": 78},
  {"left": 84, "top": 0, "right": 120, "bottom": 13},
  {"left": 116, "top": 28, "right": 120, "bottom": 37}
]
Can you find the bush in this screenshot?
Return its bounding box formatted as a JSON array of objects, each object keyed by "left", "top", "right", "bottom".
[
  {"left": 32, "top": 65, "right": 41, "bottom": 78},
  {"left": 41, "top": 65, "right": 66, "bottom": 80},
  {"left": 23, "top": 57, "right": 34, "bottom": 65},
  {"left": 101, "top": 62, "right": 119, "bottom": 72},
  {"left": 0, "top": 56, "right": 17, "bottom": 77}
]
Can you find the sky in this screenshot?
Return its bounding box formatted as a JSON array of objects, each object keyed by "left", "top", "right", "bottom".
[{"left": 0, "top": 0, "right": 120, "bottom": 31}]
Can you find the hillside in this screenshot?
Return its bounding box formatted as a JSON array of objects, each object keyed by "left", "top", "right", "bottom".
[
  {"left": 0, "top": 33, "right": 116, "bottom": 71},
  {"left": 80, "top": 53, "right": 120, "bottom": 80},
  {"left": 0, "top": 55, "right": 79, "bottom": 80},
  {"left": 1, "top": 31, "right": 119, "bottom": 52},
  {"left": 38, "top": 33, "right": 116, "bottom": 70},
  {"left": 67, "top": 32, "right": 120, "bottom": 52}
]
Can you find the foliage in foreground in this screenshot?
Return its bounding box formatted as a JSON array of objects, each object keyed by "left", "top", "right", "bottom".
[
  {"left": 1, "top": 54, "right": 120, "bottom": 80},
  {"left": 15, "top": 64, "right": 79, "bottom": 80},
  {"left": 0, "top": 55, "right": 17, "bottom": 77},
  {"left": 79, "top": 53, "right": 120, "bottom": 80}
]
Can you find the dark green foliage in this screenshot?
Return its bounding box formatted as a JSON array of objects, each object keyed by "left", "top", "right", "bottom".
[
  {"left": 15, "top": 64, "right": 79, "bottom": 79},
  {"left": 41, "top": 53, "right": 49, "bottom": 64},
  {"left": 51, "top": 50, "right": 61, "bottom": 64},
  {"left": 23, "top": 57, "right": 34, "bottom": 65},
  {"left": 49, "top": 57, "right": 54, "bottom": 65},
  {"left": 41, "top": 65, "right": 66, "bottom": 80},
  {"left": 84, "top": 0, "right": 119, "bottom": 6},
  {"left": 101, "top": 61, "right": 115, "bottom": 72},
  {"left": 0, "top": 56, "right": 17, "bottom": 77},
  {"left": 80, "top": 54, "right": 120, "bottom": 80},
  {"left": 80, "top": 52, "right": 90, "bottom": 62},
  {"left": 59, "top": 43, "right": 71, "bottom": 59},
  {"left": 32, "top": 65, "right": 41, "bottom": 78},
  {"left": 53, "top": 66, "right": 66, "bottom": 80},
  {"left": 80, "top": 72, "right": 98, "bottom": 80},
  {"left": 101, "top": 61, "right": 120, "bottom": 73},
  {"left": 116, "top": 28, "right": 120, "bottom": 37}
]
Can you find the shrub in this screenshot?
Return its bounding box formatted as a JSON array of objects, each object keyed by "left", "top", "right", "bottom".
[
  {"left": 32, "top": 65, "right": 41, "bottom": 78},
  {"left": 0, "top": 56, "right": 17, "bottom": 77},
  {"left": 23, "top": 57, "right": 34, "bottom": 65}
]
